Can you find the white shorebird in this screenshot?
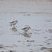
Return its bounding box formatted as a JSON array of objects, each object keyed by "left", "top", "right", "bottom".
[
  {"left": 21, "top": 25, "right": 32, "bottom": 37},
  {"left": 22, "top": 25, "right": 31, "bottom": 32},
  {"left": 10, "top": 20, "right": 18, "bottom": 26}
]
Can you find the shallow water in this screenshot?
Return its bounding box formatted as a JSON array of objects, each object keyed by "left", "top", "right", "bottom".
[{"left": 0, "top": 0, "right": 52, "bottom": 52}]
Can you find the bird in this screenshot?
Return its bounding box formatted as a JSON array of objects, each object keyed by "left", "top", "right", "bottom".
[
  {"left": 21, "top": 25, "right": 32, "bottom": 37},
  {"left": 22, "top": 25, "right": 31, "bottom": 32},
  {"left": 10, "top": 20, "right": 18, "bottom": 26}
]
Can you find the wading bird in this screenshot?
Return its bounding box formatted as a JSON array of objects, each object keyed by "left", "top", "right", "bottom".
[
  {"left": 10, "top": 20, "right": 18, "bottom": 26},
  {"left": 21, "top": 25, "right": 32, "bottom": 37}
]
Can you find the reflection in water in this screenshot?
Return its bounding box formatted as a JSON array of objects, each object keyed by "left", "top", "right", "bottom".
[
  {"left": 11, "top": 26, "right": 17, "bottom": 32},
  {"left": 23, "top": 32, "right": 31, "bottom": 37}
]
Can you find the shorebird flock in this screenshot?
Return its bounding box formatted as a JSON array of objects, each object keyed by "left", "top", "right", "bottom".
[{"left": 10, "top": 17, "right": 32, "bottom": 37}]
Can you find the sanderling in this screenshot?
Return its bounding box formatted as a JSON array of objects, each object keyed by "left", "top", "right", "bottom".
[
  {"left": 21, "top": 25, "right": 32, "bottom": 37},
  {"left": 10, "top": 20, "right": 18, "bottom": 26},
  {"left": 22, "top": 25, "right": 31, "bottom": 32}
]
